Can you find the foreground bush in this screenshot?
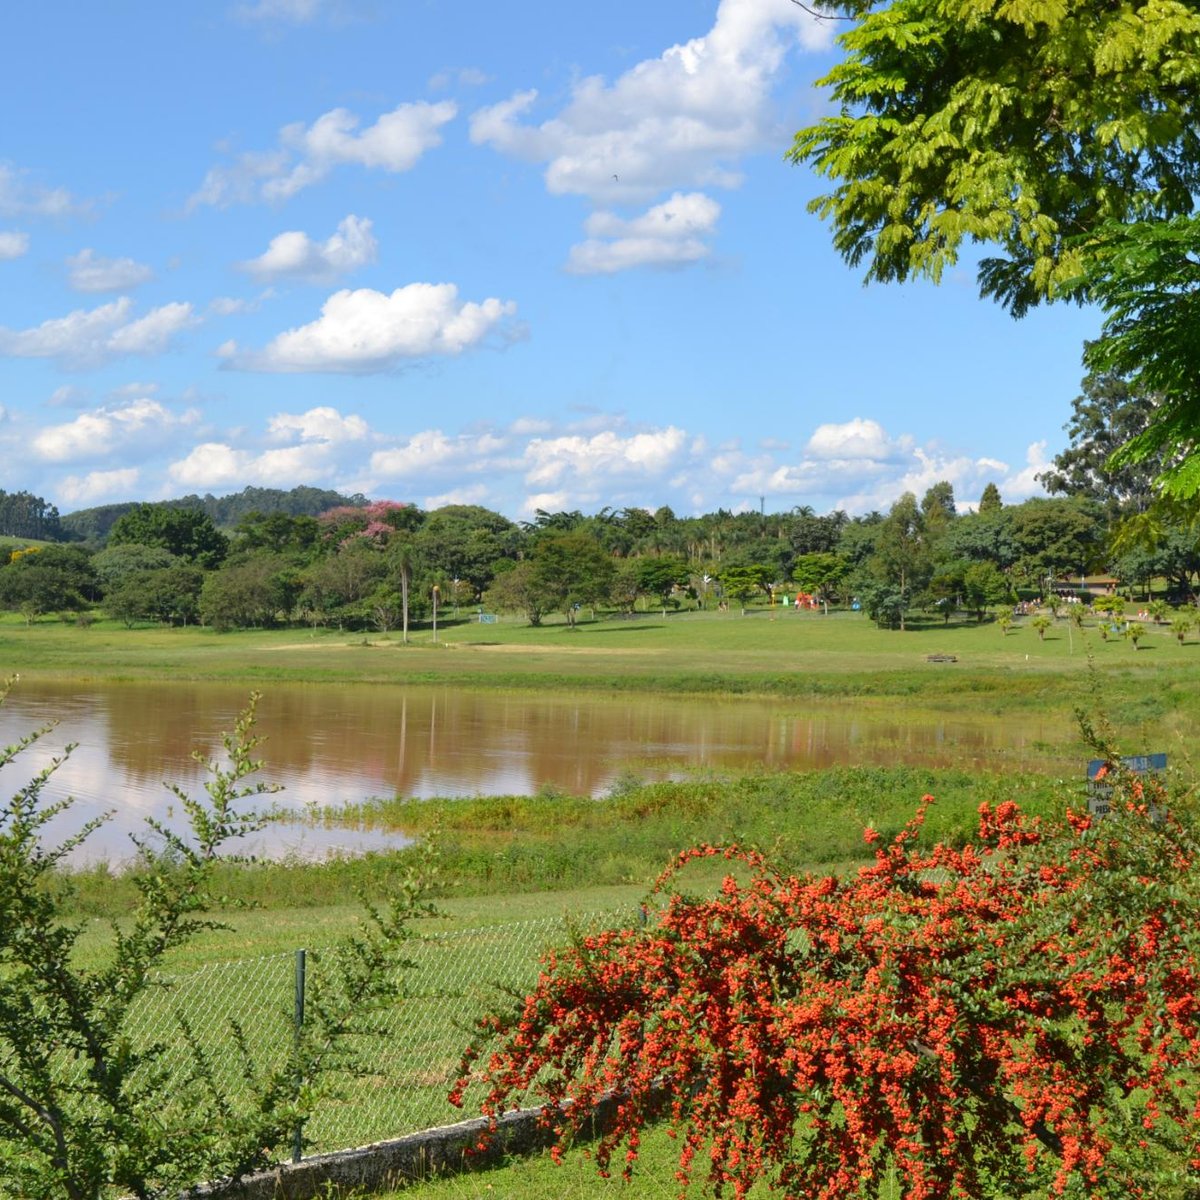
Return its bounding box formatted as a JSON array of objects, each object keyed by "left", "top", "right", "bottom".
[
  {"left": 456, "top": 757, "right": 1200, "bottom": 1198},
  {"left": 0, "top": 686, "right": 433, "bottom": 1200}
]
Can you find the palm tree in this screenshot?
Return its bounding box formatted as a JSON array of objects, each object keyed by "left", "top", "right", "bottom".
[
  {"left": 1031, "top": 615, "right": 1052, "bottom": 641},
  {"left": 1172, "top": 612, "right": 1193, "bottom": 645},
  {"left": 388, "top": 536, "right": 416, "bottom": 644},
  {"left": 1125, "top": 621, "right": 1146, "bottom": 650}
]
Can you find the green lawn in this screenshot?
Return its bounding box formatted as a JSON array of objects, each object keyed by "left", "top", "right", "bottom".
[{"left": 0, "top": 605, "right": 1190, "bottom": 697}]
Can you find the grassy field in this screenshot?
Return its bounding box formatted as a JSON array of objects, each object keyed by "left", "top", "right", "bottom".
[{"left": 0, "top": 603, "right": 1190, "bottom": 686}]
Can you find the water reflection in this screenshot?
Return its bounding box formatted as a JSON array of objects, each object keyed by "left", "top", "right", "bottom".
[{"left": 0, "top": 680, "right": 1073, "bottom": 864}]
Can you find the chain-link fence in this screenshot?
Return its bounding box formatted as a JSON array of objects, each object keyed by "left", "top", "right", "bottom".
[{"left": 117, "top": 910, "right": 628, "bottom": 1159}]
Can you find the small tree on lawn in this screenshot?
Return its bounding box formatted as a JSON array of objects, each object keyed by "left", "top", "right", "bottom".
[
  {"left": 455, "top": 753, "right": 1200, "bottom": 1199},
  {"left": 1148, "top": 599, "right": 1171, "bottom": 624},
  {"left": 997, "top": 613, "right": 1013, "bottom": 636},
  {"left": 719, "top": 564, "right": 771, "bottom": 615},
  {"left": 1125, "top": 620, "right": 1146, "bottom": 650},
  {"left": 1031, "top": 614, "right": 1052, "bottom": 641},
  {"left": 1173, "top": 612, "right": 1194, "bottom": 645}
]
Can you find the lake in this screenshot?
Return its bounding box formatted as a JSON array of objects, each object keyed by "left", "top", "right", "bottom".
[{"left": 0, "top": 680, "right": 1076, "bottom": 864}]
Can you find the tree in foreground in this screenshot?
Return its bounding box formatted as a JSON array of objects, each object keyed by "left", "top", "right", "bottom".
[
  {"left": 455, "top": 757, "right": 1200, "bottom": 1198},
  {"left": 790, "top": 0, "right": 1200, "bottom": 494},
  {"left": 0, "top": 687, "right": 433, "bottom": 1200}
]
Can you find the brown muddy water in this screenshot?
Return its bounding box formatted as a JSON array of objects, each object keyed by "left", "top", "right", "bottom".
[{"left": 0, "top": 680, "right": 1076, "bottom": 864}]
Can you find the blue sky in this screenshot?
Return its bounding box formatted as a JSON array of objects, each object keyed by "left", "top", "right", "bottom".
[{"left": 0, "top": 0, "right": 1101, "bottom": 521}]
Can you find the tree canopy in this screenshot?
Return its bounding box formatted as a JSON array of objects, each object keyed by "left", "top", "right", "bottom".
[
  {"left": 791, "top": 0, "right": 1200, "bottom": 497},
  {"left": 790, "top": 0, "right": 1200, "bottom": 316}
]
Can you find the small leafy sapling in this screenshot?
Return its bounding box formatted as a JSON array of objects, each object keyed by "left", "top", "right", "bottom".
[{"left": 0, "top": 684, "right": 435, "bottom": 1200}]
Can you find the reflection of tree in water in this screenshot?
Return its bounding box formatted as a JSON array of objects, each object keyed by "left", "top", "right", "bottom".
[
  {"left": 94, "top": 685, "right": 790, "bottom": 800},
  {"left": 101, "top": 683, "right": 229, "bottom": 781},
  {"left": 0, "top": 683, "right": 1080, "bottom": 825}
]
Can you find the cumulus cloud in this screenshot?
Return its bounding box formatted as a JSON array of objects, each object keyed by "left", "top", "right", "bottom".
[
  {"left": 222, "top": 283, "right": 518, "bottom": 373},
  {"left": 523, "top": 427, "right": 688, "bottom": 487},
  {"left": 0, "top": 298, "right": 197, "bottom": 368},
  {"left": 169, "top": 436, "right": 353, "bottom": 489},
  {"left": 566, "top": 192, "right": 720, "bottom": 274},
  {"left": 470, "top": 0, "right": 830, "bottom": 207},
  {"left": 268, "top": 405, "right": 369, "bottom": 442},
  {"left": 166, "top": 404, "right": 371, "bottom": 491},
  {"left": 711, "top": 418, "right": 1050, "bottom": 514},
  {"left": 58, "top": 467, "right": 139, "bottom": 505},
  {"left": 169, "top": 442, "right": 251, "bottom": 489},
  {"left": 239, "top": 214, "right": 377, "bottom": 282},
  {"left": 804, "top": 418, "right": 913, "bottom": 464},
  {"left": 32, "top": 399, "right": 190, "bottom": 464},
  {"left": 190, "top": 101, "right": 456, "bottom": 208},
  {"left": 66, "top": 249, "right": 154, "bottom": 293},
  {"left": 0, "top": 162, "right": 89, "bottom": 218},
  {"left": 0, "top": 231, "right": 29, "bottom": 260},
  {"left": 423, "top": 483, "right": 491, "bottom": 509},
  {"left": 371, "top": 429, "right": 508, "bottom": 478},
  {"left": 997, "top": 441, "right": 1053, "bottom": 502}
]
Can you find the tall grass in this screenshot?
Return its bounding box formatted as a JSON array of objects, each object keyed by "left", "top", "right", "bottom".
[{"left": 61, "top": 766, "right": 1073, "bottom": 924}]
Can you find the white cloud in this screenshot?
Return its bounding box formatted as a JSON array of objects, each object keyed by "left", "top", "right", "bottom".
[
  {"left": 804, "top": 418, "right": 911, "bottom": 463},
  {"left": 223, "top": 283, "right": 518, "bottom": 373},
  {"left": 566, "top": 192, "right": 720, "bottom": 274},
  {"left": 190, "top": 102, "right": 456, "bottom": 208},
  {"left": 523, "top": 427, "right": 688, "bottom": 487},
  {"left": 423, "top": 483, "right": 490, "bottom": 509},
  {"left": 0, "top": 231, "right": 29, "bottom": 260},
  {"left": 521, "top": 491, "right": 570, "bottom": 517},
  {"left": 105, "top": 302, "right": 196, "bottom": 356},
  {"left": 169, "top": 442, "right": 251, "bottom": 489},
  {"left": 32, "top": 399, "right": 188, "bottom": 464},
  {"left": 268, "top": 406, "right": 369, "bottom": 442},
  {"left": 165, "top": 405, "right": 372, "bottom": 491},
  {"left": 66, "top": 248, "right": 154, "bottom": 293},
  {"left": 509, "top": 416, "right": 552, "bottom": 436},
  {"left": 240, "top": 214, "right": 377, "bottom": 282},
  {"left": 470, "top": 0, "right": 831, "bottom": 207},
  {"left": 0, "top": 162, "right": 89, "bottom": 218},
  {"left": 371, "top": 429, "right": 508, "bottom": 477},
  {"left": 58, "top": 467, "right": 139, "bottom": 505},
  {"left": 997, "top": 441, "right": 1052, "bottom": 502},
  {"left": 0, "top": 298, "right": 197, "bottom": 367},
  {"left": 168, "top": 437, "right": 348, "bottom": 489}
]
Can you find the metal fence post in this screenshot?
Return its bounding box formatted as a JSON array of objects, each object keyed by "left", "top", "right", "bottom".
[{"left": 293, "top": 948, "right": 306, "bottom": 1164}]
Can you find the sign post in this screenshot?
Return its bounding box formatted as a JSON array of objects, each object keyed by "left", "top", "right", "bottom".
[{"left": 1086, "top": 753, "right": 1167, "bottom": 820}]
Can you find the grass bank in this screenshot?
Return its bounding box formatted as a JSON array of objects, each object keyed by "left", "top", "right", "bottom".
[{"left": 64, "top": 764, "right": 1076, "bottom": 955}]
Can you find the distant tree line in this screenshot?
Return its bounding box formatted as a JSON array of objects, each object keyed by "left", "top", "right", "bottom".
[
  {"left": 0, "top": 490, "right": 63, "bottom": 541},
  {"left": 58, "top": 485, "right": 363, "bottom": 542},
  {"left": 2, "top": 367, "right": 1194, "bottom": 632}
]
